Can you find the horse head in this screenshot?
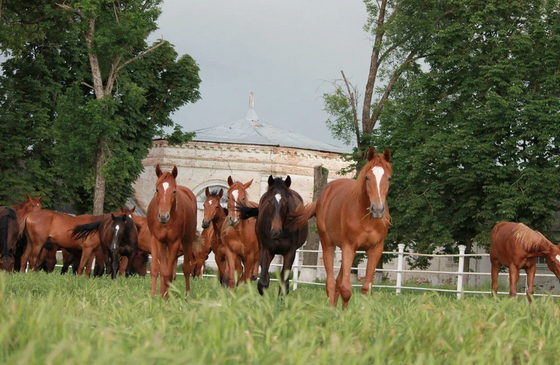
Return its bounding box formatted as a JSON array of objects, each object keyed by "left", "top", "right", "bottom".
[
  {"left": 356, "top": 147, "right": 392, "bottom": 219},
  {"left": 23, "top": 193, "right": 43, "bottom": 214},
  {"left": 226, "top": 176, "right": 253, "bottom": 227},
  {"left": 202, "top": 187, "right": 223, "bottom": 229},
  {"left": 267, "top": 175, "right": 292, "bottom": 239},
  {"left": 120, "top": 205, "right": 135, "bottom": 219},
  {"left": 546, "top": 245, "right": 560, "bottom": 280},
  {"left": 110, "top": 214, "right": 128, "bottom": 252},
  {"left": 154, "top": 164, "right": 178, "bottom": 224}
]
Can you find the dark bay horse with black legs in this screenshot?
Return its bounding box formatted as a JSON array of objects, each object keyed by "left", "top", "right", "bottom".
[
  {"left": 201, "top": 188, "right": 241, "bottom": 284},
  {"left": 491, "top": 222, "right": 560, "bottom": 303},
  {"left": 290, "top": 147, "right": 392, "bottom": 309},
  {"left": 72, "top": 209, "right": 138, "bottom": 279},
  {"left": 0, "top": 207, "right": 19, "bottom": 271},
  {"left": 239, "top": 175, "right": 308, "bottom": 295},
  {"left": 221, "top": 177, "right": 259, "bottom": 288},
  {"left": 147, "top": 164, "right": 197, "bottom": 298}
]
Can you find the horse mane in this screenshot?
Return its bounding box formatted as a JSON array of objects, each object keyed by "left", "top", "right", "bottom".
[
  {"left": 513, "top": 223, "right": 554, "bottom": 253},
  {"left": 350, "top": 154, "right": 392, "bottom": 201}
]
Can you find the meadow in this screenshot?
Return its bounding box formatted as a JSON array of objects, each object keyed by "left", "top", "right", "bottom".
[{"left": 0, "top": 272, "right": 558, "bottom": 365}]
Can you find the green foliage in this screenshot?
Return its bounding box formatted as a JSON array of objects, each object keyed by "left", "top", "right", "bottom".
[
  {"left": 0, "top": 1, "right": 201, "bottom": 213},
  {"left": 3, "top": 273, "right": 560, "bottom": 364}
]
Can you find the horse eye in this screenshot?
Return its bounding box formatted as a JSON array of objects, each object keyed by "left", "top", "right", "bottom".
[
  {"left": 388, "top": 177, "right": 392, "bottom": 181},
  {"left": 173, "top": 190, "right": 176, "bottom": 194},
  {"left": 365, "top": 176, "right": 370, "bottom": 181},
  {"left": 156, "top": 188, "right": 159, "bottom": 193}
]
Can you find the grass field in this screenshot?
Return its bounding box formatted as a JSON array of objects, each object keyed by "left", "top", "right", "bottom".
[{"left": 0, "top": 272, "right": 558, "bottom": 365}]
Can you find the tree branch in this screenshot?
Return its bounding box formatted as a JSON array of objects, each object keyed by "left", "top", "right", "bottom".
[
  {"left": 105, "top": 55, "right": 122, "bottom": 95},
  {"left": 81, "top": 81, "right": 94, "bottom": 89},
  {"left": 115, "top": 40, "right": 166, "bottom": 73},
  {"left": 341, "top": 70, "right": 361, "bottom": 148}
]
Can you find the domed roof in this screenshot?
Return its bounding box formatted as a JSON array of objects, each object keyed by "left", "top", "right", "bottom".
[{"left": 193, "top": 97, "right": 348, "bottom": 154}]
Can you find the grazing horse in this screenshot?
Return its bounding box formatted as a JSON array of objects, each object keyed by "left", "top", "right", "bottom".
[
  {"left": 192, "top": 227, "right": 212, "bottom": 278},
  {"left": 290, "top": 147, "right": 392, "bottom": 308},
  {"left": 72, "top": 209, "right": 138, "bottom": 279},
  {"left": 147, "top": 164, "right": 197, "bottom": 298},
  {"left": 490, "top": 222, "right": 560, "bottom": 302},
  {"left": 0, "top": 207, "right": 19, "bottom": 271},
  {"left": 201, "top": 188, "right": 242, "bottom": 283},
  {"left": 12, "top": 194, "right": 43, "bottom": 271},
  {"left": 22, "top": 208, "right": 124, "bottom": 275},
  {"left": 221, "top": 177, "right": 259, "bottom": 288},
  {"left": 239, "top": 176, "right": 308, "bottom": 295}
]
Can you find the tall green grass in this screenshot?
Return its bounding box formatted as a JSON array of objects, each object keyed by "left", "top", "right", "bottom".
[{"left": 0, "top": 272, "right": 558, "bottom": 364}]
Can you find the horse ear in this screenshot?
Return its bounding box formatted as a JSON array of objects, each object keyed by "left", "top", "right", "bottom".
[
  {"left": 120, "top": 205, "right": 124, "bottom": 212},
  {"left": 227, "top": 176, "right": 234, "bottom": 187},
  {"left": 130, "top": 206, "right": 135, "bottom": 214},
  {"left": 111, "top": 213, "right": 116, "bottom": 220},
  {"left": 172, "top": 166, "right": 178, "bottom": 179},
  {"left": 205, "top": 187, "right": 210, "bottom": 197},
  {"left": 384, "top": 147, "right": 391, "bottom": 162},
  {"left": 268, "top": 175, "right": 274, "bottom": 186},
  {"left": 155, "top": 164, "right": 163, "bottom": 177},
  {"left": 243, "top": 179, "right": 253, "bottom": 189},
  {"left": 38, "top": 195, "right": 43, "bottom": 202},
  {"left": 26, "top": 193, "right": 31, "bottom": 201},
  {"left": 218, "top": 189, "right": 223, "bottom": 199},
  {"left": 285, "top": 175, "right": 291, "bottom": 188},
  {"left": 367, "top": 147, "right": 375, "bottom": 161}
]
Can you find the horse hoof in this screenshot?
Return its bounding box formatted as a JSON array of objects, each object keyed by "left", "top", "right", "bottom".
[{"left": 257, "top": 282, "right": 265, "bottom": 296}]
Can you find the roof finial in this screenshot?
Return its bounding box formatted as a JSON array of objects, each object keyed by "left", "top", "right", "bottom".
[{"left": 249, "top": 92, "right": 254, "bottom": 108}]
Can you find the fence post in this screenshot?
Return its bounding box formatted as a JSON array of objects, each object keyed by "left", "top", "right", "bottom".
[
  {"left": 396, "top": 244, "right": 405, "bottom": 295},
  {"left": 292, "top": 249, "right": 300, "bottom": 291},
  {"left": 457, "top": 245, "right": 466, "bottom": 300}
]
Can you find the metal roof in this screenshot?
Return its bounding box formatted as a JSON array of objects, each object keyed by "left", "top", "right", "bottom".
[{"left": 193, "top": 107, "right": 349, "bottom": 154}]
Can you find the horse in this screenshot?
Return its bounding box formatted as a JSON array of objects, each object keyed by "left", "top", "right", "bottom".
[
  {"left": 200, "top": 188, "right": 242, "bottom": 284},
  {"left": 238, "top": 175, "right": 308, "bottom": 295},
  {"left": 147, "top": 164, "right": 197, "bottom": 298},
  {"left": 192, "top": 227, "right": 212, "bottom": 278},
  {"left": 221, "top": 176, "right": 259, "bottom": 288},
  {"left": 290, "top": 147, "right": 392, "bottom": 309},
  {"left": 12, "top": 194, "right": 43, "bottom": 271},
  {"left": 490, "top": 222, "right": 560, "bottom": 302},
  {"left": 0, "top": 207, "right": 19, "bottom": 271},
  {"left": 21, "top": 208, "right": 125, "bottom": 275},
  {"left": 72, "top": 209, "right": 139, "bottom": 279}
]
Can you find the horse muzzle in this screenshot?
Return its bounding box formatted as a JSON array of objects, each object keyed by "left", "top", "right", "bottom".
[
  {"left": 270, "top": 229, "right": 283, "bottom": 239},
  {"left": 370, "top": 204, "right": 385, "bottom": 219},
  {"left": 158, "top": 212, "right": 170, "bottom": 224},
  {"left": 228, "top": 217, "right": 239, "bottom": 227},
  {"left": 201, "top": 220, "right": 211, "bottom": 229},
  {"left": 0, "top": 255, "right": 14, "bottom": 271}
]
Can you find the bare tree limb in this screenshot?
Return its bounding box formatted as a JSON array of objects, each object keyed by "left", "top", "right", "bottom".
[
  {"left": 341, "top": 70, "right": 361, "bottom": 148},
  {"left": 104, "top": 55, "right": 122, "bottom": 95},
  {"left": 115, "top": 39, "right": 166, "bottom": 73},
  {"left": 81, "top": 81, "right": 94, "bottom": 89}
]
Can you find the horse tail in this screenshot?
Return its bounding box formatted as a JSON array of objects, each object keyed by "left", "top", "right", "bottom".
[
  {"left": 288, "top": 201, "right": 317, "bottom": 231},
  {"left": 0, "top": 208, "right": 17, "bottom": 260},
  {"left": 237, "top": 201, "right": 259, "bottom": 220},
  {"left": 71, "top": 220, "right": 102, "bottom": 241}
]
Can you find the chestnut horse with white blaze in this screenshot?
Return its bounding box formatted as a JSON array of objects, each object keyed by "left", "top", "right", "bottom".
[
  {"left": 147, "top": 165, "right": 197, "bottom": 298},
  {"left": 221, "top": 177, "right": 259, "bottom": 288},
  {"left": 291, "top": 147, "right": 392, "bottom": 309},
  {"left": 490, "top": 222, "right": 560, "bottom": 302}
]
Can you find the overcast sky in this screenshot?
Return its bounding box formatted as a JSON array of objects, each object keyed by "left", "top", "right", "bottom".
[{"left": 150, "top": 0, "right": 373, "bottom": 148}]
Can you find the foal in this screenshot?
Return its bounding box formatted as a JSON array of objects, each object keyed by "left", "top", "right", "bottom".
[{"left": 491, "top": 222, "right": 560, "bottom": 302}]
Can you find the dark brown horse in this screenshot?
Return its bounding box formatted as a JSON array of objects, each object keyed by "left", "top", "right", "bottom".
[
  {"left": 239, "top": 176, "right": 308, "bottom": 295},
  {"left": 72, "top": 209, "right": 138, "bottom": 279},
  {"left": 221, "top": 177, "right": 259, "bottom": 288},
  {"left": 0, "top": 207, "right": 19, "bottom": 271},
  {"left": 291, "top": 147, "right": 392, "bottom": 308},
  {"left": 200, "top": 188, "right": 242, "bottom": 284},
  {"left": 490, "top": 222, "right": 560, "bottom": 302},
  {"left": 147, "top": 164, "right": 197, "bottom": 298}
]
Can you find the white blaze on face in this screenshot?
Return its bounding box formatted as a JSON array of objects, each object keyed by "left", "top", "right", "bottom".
[
  {"left": 372, "top": 166, "right": 385, "bottom": 201},
  {"left": 231, "top": 190, "right": 239, "bottom": 202},
  {"left": 555, "top": 254, "right": 560, "bottom": 265},
  {"left": 208, "top": 200, "right": 213, "bottom": 206},
  {"left": 128, "top": 215, "right": 132, "bottom": 219},
  {"left": 114, "top": 225, "right": 120, "bottom": 235},
  {"left": 275, "top": 193, "right": 282, "bottom": 203},
  {"left": 162, "top": 182, "right": 169, "bottom": 192}
]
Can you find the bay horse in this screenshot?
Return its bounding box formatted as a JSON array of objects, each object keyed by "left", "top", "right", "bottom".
[
  {"left": 239, "top": 175, "right": 308, "bottom": 295},
  {"left": 192, "top": 227, "right": 212, "bottom": 278},
  {"left": 290, "top": 147, "right": 392, "bottom": 308},
  {"left": 21, "top": 208, "right": 125, "bottom": 275},
  {"left": 147, "top": 164, "right": 197, "bottom": 298},
  {"left": 200, "top": 188, "right": 242, "bottom": 284},
  {"left": 12, "top": 194, "right": 43, "bottom": 271},
  {"left": 0, "top": 207, "right": 19, "bottom": 271},
  {"left": 490, "top": 222, "right": 560, "bottom": 302},
  {"left": 221, "top": 176, "right": 259, "bottom": 288},
  {"left": 72, "top": 209, "right": 138, "bottom": 279}
]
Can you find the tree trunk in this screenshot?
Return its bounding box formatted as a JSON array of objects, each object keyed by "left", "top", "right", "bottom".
[
  {"left": 301, "top": 166, "right": 328, "bottom": 281},
  {"left": 92, "top": 138, "right": 108, "bottom": 215},
  {"left": 463, "top": 233, "right": 473, "bottom": 286}
]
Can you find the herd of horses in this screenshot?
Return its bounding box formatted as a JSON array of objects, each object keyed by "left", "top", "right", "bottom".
[{"left": 0, "top": 146, "right": 559, "bottom": 306}]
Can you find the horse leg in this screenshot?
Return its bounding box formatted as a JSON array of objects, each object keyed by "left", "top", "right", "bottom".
[
  {"left": 181, "top": 242, "right": 192, "bottom": 296},
  {"left": 526, "top": 264, "right": 536, "bottom": 303},
  {"left": 321, "top": 238, "right": 337, "bottom": 306},
  {"left": 20, "top": 239, "right": 32, "bottom": 273},
  {"left": 257, "top": 249, "right": 273, "bottom": 295},
  {"left": 158, "top": 243, "right": 171, "bottom": 299},
  {"left": 490, "top": 258, "right": 500, "bottom": 296},
  {"left": 85, "top": 253, "right": 95, "bottom": 278},
  {"left": 339, "top": 244, "right": 356, "bottom": 310},
  {"left": 119, "top": 257, "right": 128, "bottom": 277},
  {"left": 508, "top": 265, "right": 519, "bottom": 298},
  {"left": 150, "top": 237, "right": 160, "bottom": 297},
  {"left": 279, "top": 249, "right": 297, "bottom": 296},
  {"left": 239, "top": 251, "right": 258, "bottom": 285},
  {"left": 77, "top": 247, "right": 94, "bottom": 276},
  {"left": 223, "top": 247, "right": 238, "bottom": 289},
  {"left": 215, "top": 251, "right": 226, "bottom": 284},
  {"left": 251, "top": 251, "right": 259, "bottom": 281},
  {"left": 361, "top": 243, "right": 384, "bottom": 295}
]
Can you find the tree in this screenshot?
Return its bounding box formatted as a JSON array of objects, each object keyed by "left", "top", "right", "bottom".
[
  {"left": 374, "top": 0, "right": 560, "bottom": 268},
  {"left": 0, "top": 1, "right": 201, "bottom": 213}
]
